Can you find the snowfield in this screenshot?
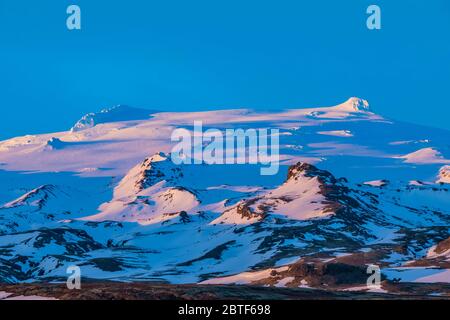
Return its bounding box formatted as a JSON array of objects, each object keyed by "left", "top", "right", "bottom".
[{"left": 0, "top": 97, "right": 449, "bottom": 292}]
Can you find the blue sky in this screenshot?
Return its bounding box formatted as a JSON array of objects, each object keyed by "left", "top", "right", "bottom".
[{"left": 1, "top": 0, "right": 449, "bottom": 139}]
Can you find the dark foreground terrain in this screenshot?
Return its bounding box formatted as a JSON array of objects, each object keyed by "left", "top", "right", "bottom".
[{"left": 1, "top": 282, "right": 449, "bottom": 300}]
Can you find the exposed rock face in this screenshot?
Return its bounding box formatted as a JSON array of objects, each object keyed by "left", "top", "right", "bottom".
[
  {"left": 235, "top": 202, "right": 266, "bottom": 220},
  {"left": 286, "top": 260, "right": 374, "bottom": 286},
  {"left": 437, "top": 165, "right": 450, "bottom": 184},
  {"left": 287, "top": 162, "right": 336, "bottom": 184},
  {"left": 435, "top": 237, "right": 450, "bottom": 255},
  {"left": 45, "top": 138, "right": 66, "bottom": 150}
]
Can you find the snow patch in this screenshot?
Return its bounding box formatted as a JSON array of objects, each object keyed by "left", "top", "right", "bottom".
[
  {"left": 201, "top": 267, "right": 289, "bottom": 285},
  {"left": 363, "top": 180, "right": 388, "bottom": 187},
  {"left": 397, "top": 148, "right": 450, "bottom": 164},
  {"left": 317, "top": 130, "right": 353, "bottom": 137}
]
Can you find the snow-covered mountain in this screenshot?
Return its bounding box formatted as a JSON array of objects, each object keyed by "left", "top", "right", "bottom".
[
  {"left": 70, "top": 105, "right": 155, "bottom": 132},
  {"left": 0, "top": 98, "right": 449, "bottom": 293}
]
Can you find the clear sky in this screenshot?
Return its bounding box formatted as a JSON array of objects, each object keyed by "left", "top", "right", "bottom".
[{"left": 1, "top": 0, "right": 449, "bottom": 139}]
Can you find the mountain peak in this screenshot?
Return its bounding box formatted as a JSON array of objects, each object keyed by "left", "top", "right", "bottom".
[
  {"left": 143, "top": 152, "right": 169, "bottom": 165},
  {"left": 287, "top": 162, "right": 337, "bottom": 184},
  {"left": 70, "top": 105, "right": 154, "bottom": 132},
  {"left": 114, "top": 152, "right": 181, "bottom": 199},
  {"left": 335, "top": 97, "right": 370, "bottom": 112}
]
